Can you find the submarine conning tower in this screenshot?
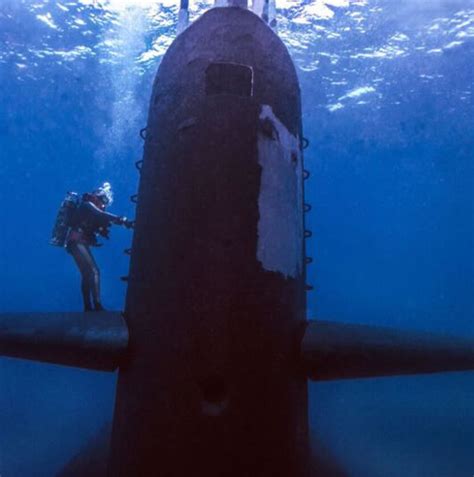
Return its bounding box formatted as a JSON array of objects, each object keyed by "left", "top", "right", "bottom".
[{"left": 108, "top": 6, "right": 309, "bottom": 477}]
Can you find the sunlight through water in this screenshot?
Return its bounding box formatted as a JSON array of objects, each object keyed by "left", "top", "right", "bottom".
[{"left": 2, "top": 0, "right": 473, "bottom": 107}]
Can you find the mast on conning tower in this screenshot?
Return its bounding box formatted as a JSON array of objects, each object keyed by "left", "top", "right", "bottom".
[
  {"left": 177, "top": 0, "right": 189, "bottom": 34},
  {"left": 252, "top": 0, "right": 276, "bottom": 26},
  {"left": 178, "top": 0, "right": 277, "bottom": 35}
]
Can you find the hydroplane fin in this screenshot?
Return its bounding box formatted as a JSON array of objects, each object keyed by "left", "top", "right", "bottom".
[
  {"left": 0, "top": 312, "right": 128, "bottom": 371},
  {"left": 302, "top": 320, "right": 474, "bottom": 380}
]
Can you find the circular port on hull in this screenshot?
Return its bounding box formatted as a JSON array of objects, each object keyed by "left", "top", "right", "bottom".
[{"left": 199, "top": 375, "right": 229, "bottom": 417}]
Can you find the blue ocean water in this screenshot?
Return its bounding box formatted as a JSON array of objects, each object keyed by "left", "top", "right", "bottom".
[{"left": 0, "top": 0, "right": 473, "bottom": 475}]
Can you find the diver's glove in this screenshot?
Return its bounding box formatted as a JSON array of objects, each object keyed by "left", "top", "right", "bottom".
[{"left": 116, "top": 216, "right": 134, "bottom": 229}]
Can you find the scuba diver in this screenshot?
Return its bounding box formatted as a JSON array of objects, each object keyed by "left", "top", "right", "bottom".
[{"left": 51, "top": 182, "right": 133, "bottom": 312}]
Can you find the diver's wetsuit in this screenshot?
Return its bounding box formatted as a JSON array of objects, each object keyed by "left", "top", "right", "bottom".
[{"left": 66, "top": 200, "right": 121, "bottom": 312}]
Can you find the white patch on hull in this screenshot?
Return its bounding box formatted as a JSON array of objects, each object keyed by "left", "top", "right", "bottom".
[{"left": 257, "top": 105, "right": 303, "bottom": 279}]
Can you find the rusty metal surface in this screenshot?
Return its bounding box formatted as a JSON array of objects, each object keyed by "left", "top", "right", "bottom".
[
  {"left": 0, "top": 312, "right": 128, "bottom": 371},
  {"left": 108, "top": 7, "right": 308, "bottom": 477},
  {"left": 302, "top": 320, "right": 474, "bottom": 381}
]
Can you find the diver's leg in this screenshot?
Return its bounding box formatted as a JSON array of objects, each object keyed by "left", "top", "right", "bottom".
[
  {"left": 81, "top": 246, "right": 104, "bottom": 311},
  {"left": 67, "top": 242, "right": 93, "bottom": 311}
]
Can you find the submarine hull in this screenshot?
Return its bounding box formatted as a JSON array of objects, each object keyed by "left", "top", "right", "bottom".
[{"left": 109, "top": 7, "right": 308, "bottom": 476}]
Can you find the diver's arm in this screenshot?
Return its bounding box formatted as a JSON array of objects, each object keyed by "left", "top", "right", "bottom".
[{"left": 83, "top": 201, "right": 122, "bottom": 226}]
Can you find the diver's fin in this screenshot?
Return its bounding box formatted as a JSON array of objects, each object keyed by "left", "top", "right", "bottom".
[
  {"left": 301, "top": 320, "right": 474, "bottom": 381},
  {"left": 0, "top": 312, "right": 128, "bottom": 371}
]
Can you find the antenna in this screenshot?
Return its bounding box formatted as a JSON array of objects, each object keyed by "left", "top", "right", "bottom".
[
  {"left": 177, "top": 0, "right": 189, "bottom": 34},
  {"left": 253, "top": 0, "right": 276, "bottom": 26}
]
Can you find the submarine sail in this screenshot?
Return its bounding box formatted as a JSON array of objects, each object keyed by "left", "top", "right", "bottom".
[{"left": 108, "top": 6, "right": 309, "bottom": 477}]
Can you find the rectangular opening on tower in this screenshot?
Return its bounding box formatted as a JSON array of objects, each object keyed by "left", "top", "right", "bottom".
[{"left": 205, "top": 63, "right": 253, "bottom": 97}]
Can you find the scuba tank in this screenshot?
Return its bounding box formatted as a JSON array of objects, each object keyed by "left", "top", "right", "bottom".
[{"left": 50, "top": 192, "right": 80, "bottom": 247}]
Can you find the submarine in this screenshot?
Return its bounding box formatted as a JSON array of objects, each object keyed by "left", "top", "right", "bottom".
[
  {"left": 2, "top": 2, "right": 474, "bottom": 477},
  {"left": 111, "top": 5, "right": 309, "bottom": 475}
]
